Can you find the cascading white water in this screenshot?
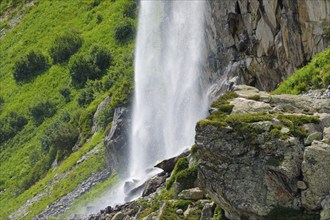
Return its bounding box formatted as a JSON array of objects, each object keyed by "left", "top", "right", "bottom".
[
  {"left": 129, "top": 1, "right": 209, "bottom": 178},
  {"left": 75, "top": 1, "right": 209, "bottom": 215}
]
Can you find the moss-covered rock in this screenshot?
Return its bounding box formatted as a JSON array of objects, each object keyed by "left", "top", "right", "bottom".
[{"left": 195, "top": 85, "right": 330, "bottom": 219}]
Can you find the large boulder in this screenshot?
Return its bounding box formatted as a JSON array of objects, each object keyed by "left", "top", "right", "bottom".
[{"left": 195, "top": 87, "right": 330, "bottom": 219}]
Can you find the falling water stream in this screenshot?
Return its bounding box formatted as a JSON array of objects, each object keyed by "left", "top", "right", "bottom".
[
  {"left": 85, "top": 0, "right": 209, "bottom": 213},
  {"left": 130, "top": 0, "right": 208, "bottom": 179}
]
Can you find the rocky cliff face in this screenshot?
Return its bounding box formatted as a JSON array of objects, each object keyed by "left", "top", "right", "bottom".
[
  {"left": 195, "top": 85, "right": 330, "bottom": 220},
  {"left": 204, "top": 0, "right": 330, "bottom": 93}
]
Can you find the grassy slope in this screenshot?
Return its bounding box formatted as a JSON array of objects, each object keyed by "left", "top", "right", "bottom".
[
  {"left": 273, "top": 48, "right": 330, "bottom": 94},
  {"left": 0, "top": 0, "right": 136, "bottom": 218}
]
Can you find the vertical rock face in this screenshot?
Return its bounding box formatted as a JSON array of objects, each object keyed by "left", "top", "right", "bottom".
[
  {"left": 104, "top": 107, "right": 131, "bottom": 174},
  {"left": 204, "top": 0, "right": 330, "bottom": 93}
]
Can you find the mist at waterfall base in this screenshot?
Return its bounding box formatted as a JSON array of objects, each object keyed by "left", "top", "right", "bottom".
[{"left": 81, "top": 0, "right": 209, "bottom": 214}]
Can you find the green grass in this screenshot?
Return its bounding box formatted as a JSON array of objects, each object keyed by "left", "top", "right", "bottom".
[
  {"left": 0, "top": 0, "right": 137, "bottom": 218},
  {"left": 1, "top": 132, "right": 107, "bottom": 219},
  {"left": 273, "top": 48, "right": 330, "bottom": 94}
]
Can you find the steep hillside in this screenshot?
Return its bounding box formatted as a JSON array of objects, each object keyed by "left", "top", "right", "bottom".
[{"left": 0, "top": 0, "right": 136, "bottom": 219}]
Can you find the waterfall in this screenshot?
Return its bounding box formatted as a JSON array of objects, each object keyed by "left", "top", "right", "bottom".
[
  {"left": 129, "top": 1, "right": 209, "bottom": 178},
  {"left": 81, "top": 1, "right": 209, "bottom": 212}
]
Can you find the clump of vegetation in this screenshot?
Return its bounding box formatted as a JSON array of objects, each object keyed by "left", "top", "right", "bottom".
[
  {"left": 29, "top": 101, "right": 57, "bottom": 126},
  {"left": 0, "top": 112, "right": 28, "bottom": 145},
  {"left": 114, "top": 21, "right": 135, "bottom": 44},
  {"left": 123, "top": 1, "right": 137, "bottom": 18},
  {"left": 175, "top": 165, "right": 198, "bottom": 190},
  {"left": 69, "top": 45, "right": 112, "bottom": 88},
  {"left": 277, "top": 114, "right": 319, "bottom": 138},
  {"left": 13, "top": 50, "right": 49, "bottom": 82},
  {"left": 50, "top": 30, "right": 82, "bottom": 63},
  {"left": 166, "top": 157, "right": 189, "bottom": 190},
  {"left": 211, "top": 91, "right": 239, "bottom": 109},
  {"left": 247, "top": 94, "right": 261, "bottom": 101},
  {"left": 273, "top": 48, "right": 330, "bottom": 94}
]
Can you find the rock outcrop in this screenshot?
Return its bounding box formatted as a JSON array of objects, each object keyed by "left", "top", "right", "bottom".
[
  {"left": 104, "top": 107, "right": 131, "bottom": 174},
  {"left": 204, "top": 0, "right": 330, "bottom": 93},
  {"left": 195, "top": 85, "right": 330, "bottom": 219}
]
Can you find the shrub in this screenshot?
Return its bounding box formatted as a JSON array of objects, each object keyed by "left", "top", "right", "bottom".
[
  {"left": 77, "top": 87, "right": 95, "bottom": 107},
  {"left": 30, "top": 101, "right": 56, "bottom": 126},
  {"left": 273, "top": 48, "right": 330, "bottom": 94},
  {"left": 90, "top": 45, "right": 112, "bottom": 71},
  {"left": 50, "top": 30, "right": 82, "bottom": 63},
  {"left": 123, "top": 1, "right": 137, "bottom": 18},
  {"left": 13, "top": 50, "right": 49, "bottom": 82},
  {"left": 0, "top": 96, "right": 4, "bottom": 106},
  {"left": 69, "top": 53, "right": 101, "bottom": 88},
  {"left": 0, "top": 112, "right": 28, "bottom": 145},
  {"left": 41, "top": 118, "right": 78, "bottom": 162},
  {"left": 114, "top": 21, "right": 135, "bottom": 44},
  {"left": 59, "top": 87, "right": 71, "bottom": 102},
  {"left": 69, "top": 46, "right": 111, "bottom": 88}
]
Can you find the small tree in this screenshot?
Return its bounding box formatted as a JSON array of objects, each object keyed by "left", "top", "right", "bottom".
[
  {"left": 114, "top": 22, "right": 135, "bottom": 44},
  {"left": 90, "top": 45, "right": 112, "bottom": 71},
  {"left": 50, "top": 30, "right": 82, "bottom": 63},
  {"left": 69, "top": 53, "right": 101, "bottom": 88},
  {"left": 13, "top": 50, "right": 49, "bottom": 82},
  {"left": 30, "top": 101, "right": 56, "bottom": 126}
]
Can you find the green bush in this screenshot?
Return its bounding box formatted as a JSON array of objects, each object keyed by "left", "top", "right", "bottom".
[
  {"left": 29, "top": 101, "right": 57, "bottom": 126},
  {"left": 50, "top": 30, "right": 82, "bottom": 63},
  {"left": 69, "top": 46, "right": 112, "bottom": 88},
  {"left": 13, "top": 50, "right": 49, "bottom": 82},
  {"left": 90, "top": 45, "right": 112, "bottom": 71},
  {"left": 69, "top": 53, "right": 101, "bottom": 88},
  {"left": 41, "top": 118, "right": 78, "bottom": 163},
  {"left": 59, "top": 87, "right": 71, "bottom": 102},
  {"left": 273, "top": 48, "right": 330, "bottom": 94},
  {"left": 0, "top": 112, "right": 28, "bottom": 145},
  {"left": 77, "top": 87, "right": 95, "bottom": 107},
  {"left": 123, "top": 1, "right": 137, "bottom": 18},
  {"left": 114, "top": 21, "right": 135, "bottom": 44}
]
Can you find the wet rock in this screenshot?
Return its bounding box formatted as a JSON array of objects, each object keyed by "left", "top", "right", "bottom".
[
  {"left": 142, "top": 174, "right": 167, "bottom": 197},
  {"left": 111, "top": 212, "right": 124, "bottom": 220},
  {"left": 104, "top": 107, "right": 131, "bottom": 173},
  {"left": 154, "top": 151, "right": 189, "bottom": 173}
]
